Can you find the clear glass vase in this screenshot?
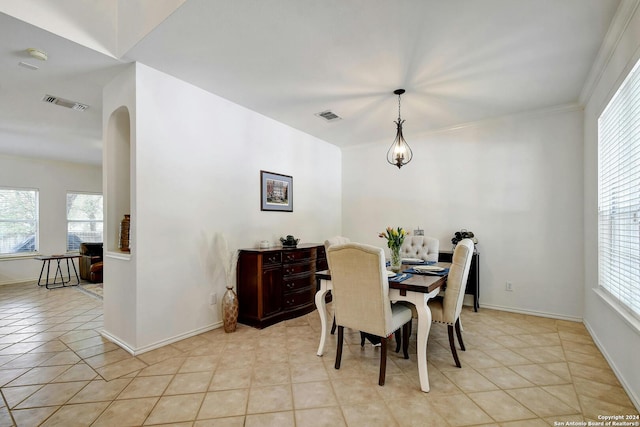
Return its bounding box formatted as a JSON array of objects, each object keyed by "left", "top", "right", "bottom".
[{"left": 390, "top": 246, "right": 402, "bottom": 273}]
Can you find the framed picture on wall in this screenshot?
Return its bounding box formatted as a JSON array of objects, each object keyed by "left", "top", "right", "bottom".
[{"left": 261, "top": 171, "right": 293, "bottom": 212}]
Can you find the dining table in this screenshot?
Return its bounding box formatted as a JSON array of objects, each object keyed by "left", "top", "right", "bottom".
[{"left": 314, "top": 261, "right": 450, "bottom": 393}]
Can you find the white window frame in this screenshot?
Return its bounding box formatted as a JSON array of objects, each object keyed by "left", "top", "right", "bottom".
[
  {"left": 66, "top": 192, "right": 103, "bottom": 252},
  {"left": 0, "top": 187, "right": 39, "bottom": 257},
  {"left": 597, "top": 55, "right": 640, "bottom": 327}
]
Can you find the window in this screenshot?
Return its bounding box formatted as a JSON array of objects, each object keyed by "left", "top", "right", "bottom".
[
  {"left": 0, "top": 188, "right": 39, "bottom": 255},
  {"left": 67, "top": 193, "right": 103, "bottom": 252},
  {"left": 598, "top": 57, "right": 640, "bottom": 320}
]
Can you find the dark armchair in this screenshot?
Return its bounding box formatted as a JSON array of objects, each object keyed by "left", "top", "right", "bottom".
[{"left": 79, "top": 242, "right": 103, "bottom": 283}]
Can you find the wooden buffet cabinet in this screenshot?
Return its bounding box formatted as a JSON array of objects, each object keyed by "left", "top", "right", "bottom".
[{"left": 237, "top": 244, "right": 328, "bottom": 328}]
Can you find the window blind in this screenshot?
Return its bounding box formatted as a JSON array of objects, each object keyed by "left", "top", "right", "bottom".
[
  {"left": 66, "top": 193, "right": 103, "bottom": 251},
  {"left": 598, "top": 57, "right": 640, "bottom": 320}
]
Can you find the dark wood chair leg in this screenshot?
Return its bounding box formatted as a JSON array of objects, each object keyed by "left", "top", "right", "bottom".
[
  {"left": 331, "top": 316, "right": 336, "bottom": 335},
  {"left": 360, "top": 331, "right": 366, "bottom": 346},
  {"left": 394, "top": 329, "right": 401, "bottom": 353},
  {"left": 402, "top": 323, "right": 410, "bottom": 359},
  {"left": 455, "top": 318, "right": 465, "bottom": 351},
  {"left": 378, "top": 336, "right": 387, "bottom": 386},
  {"left": 448, "top": 324, "right": 461, "bottom": 368},
  {"left": 335, "top": 326, "right": 344, "bottom": 370}
]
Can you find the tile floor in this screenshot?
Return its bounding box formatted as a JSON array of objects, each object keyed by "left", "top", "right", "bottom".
[{"left": 0, "top": 281, "right": 637, "bottom": 426}]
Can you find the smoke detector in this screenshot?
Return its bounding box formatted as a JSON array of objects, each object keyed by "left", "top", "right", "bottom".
[
  {"left": 42, "top": 95, "right": 89, "bottom": 112},
  {"left": 27, "top": 48, "right": 48, "bottom": 61},
  {"left": 315, "top": 110, "right": 342, "bottom": 122}
]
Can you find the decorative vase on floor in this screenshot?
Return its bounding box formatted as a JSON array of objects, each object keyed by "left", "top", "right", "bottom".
[
  {"left": 390, "top": 246, "right": 402, "bottom": 273},
  {"left": 222, "top": 286, "right": 239, "bottom": 333}
]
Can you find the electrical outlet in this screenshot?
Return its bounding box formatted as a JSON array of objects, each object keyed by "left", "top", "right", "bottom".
[
  {"left": 209, "top": 293, "right": 217, "bottom": 305},
  {"left": 505, "top": 282, "right": 513, "bottom": 292}
]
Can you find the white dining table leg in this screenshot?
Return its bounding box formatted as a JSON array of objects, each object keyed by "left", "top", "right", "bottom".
[
  {"left": 414, "top": 294, "right": 433, "bottom": 392},
  {"left": 315, "top": 279, "right": 331, "bottom": 356},
  {"left": 389, "top": 288, "right": 438, "bottom": 392}
]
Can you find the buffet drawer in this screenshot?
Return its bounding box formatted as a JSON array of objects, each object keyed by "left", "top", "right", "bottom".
[{"left": 282, "top": 289, "right": 313, "bottom": 309}]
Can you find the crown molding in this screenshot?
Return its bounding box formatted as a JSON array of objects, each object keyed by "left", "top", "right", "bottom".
[{"left": 579, "top": 0, "right": 640, "bottom": 106}]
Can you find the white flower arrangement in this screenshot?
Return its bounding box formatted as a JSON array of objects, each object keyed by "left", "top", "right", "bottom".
[{"left": 213, "top": 233, "right": 238, "bottom": 290}]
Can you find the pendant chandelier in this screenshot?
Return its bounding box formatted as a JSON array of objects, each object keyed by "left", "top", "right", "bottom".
[{"left": 386, "top": 89, "right": 413, "bottom": 169}]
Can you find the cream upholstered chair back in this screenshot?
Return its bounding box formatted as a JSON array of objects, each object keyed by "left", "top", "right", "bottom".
[
  {"left": 441, "top": 238, "right": 474, "bottom": 324},
  {"left": 324, "top": 236, "right": 350, "bottom": 270},
  {"left": 399, "top": 235, "right": 439, "bottom": 262},
  {"left": 327, "top": 243, "right": 394, "bottom": 337}
]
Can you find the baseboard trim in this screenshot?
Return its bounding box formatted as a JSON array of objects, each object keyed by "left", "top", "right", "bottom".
[
  {"left": 479, "top": 303, "right": 583, "bottom": 323},
  {"left": 100, "top": 321, "right": 224, "bottom": 356},
  {"left": 583, "top": 319, "right": 640, "bottom": 412}
]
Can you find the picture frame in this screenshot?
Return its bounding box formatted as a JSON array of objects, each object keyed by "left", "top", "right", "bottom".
[{"left": 260, "top": 170, "right": 293, "bottom": 212}]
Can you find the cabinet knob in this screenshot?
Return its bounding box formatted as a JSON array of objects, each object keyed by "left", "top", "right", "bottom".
[{"left": 285, "top": 283, "right": 294, "bottom": 289}]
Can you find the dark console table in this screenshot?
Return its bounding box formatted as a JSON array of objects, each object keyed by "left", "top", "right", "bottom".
[
  {"left": 237, "top": 244, "right": 327, "bottom": 328},
  {"left": 438, "top": 249, "right": 480, "bottom": 311}
]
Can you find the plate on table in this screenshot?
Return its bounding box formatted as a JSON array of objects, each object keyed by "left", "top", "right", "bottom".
[
  {"left": 386, "top": 271, "right": 397, "bottom": 277},
  {"left": 413, "top": 265, "right": 445, "bottom": 272}
]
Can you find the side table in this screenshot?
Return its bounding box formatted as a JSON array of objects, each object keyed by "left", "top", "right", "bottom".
[{"left": 34, "top": 255, "right": 81, "bottom": 289}]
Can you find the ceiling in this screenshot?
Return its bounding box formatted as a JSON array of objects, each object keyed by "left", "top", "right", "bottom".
[{"left": 0, "top": 0, "right": 622, "bottom": 165}]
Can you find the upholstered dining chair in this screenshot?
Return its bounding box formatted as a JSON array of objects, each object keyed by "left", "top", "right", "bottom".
[
  {"left": 327, "top": 242, "right": 412, "bottom": 386},
  {"left": 428, "top": 238, "right": 474, "bottom": 368},
  {"left": 399, "top": 235, "right": 439, "bottom": 262},
  {"left": 324, "top": 236, "right": 350, "bottom": 335}
]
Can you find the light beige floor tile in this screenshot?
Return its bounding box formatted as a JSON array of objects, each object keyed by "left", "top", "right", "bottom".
[
  {"left": 442, "top": 369, "right": 500, "bottom": 393},
  {"left": 290, "top": 362, "right": 328, "bottom": 383},
  {"left": 194, "top": 416, "right": 245, "bottom": 426},
  {"left": 386, "top": 396, "right": 450, "bottom": 427},
  {"left": 247, "top": 384, "right": 293, "bottom": 413},
  {"left": 118, "top": 374, "right": 174, "bottom": 399},
  {"left": 468, "top": 389, "right": 536, "bottom": 422},
  {"left": 293, "top": 380, "right": 338, "bottom": 410},
  {"left": 179, "top": 355, "right": 218, "bottom": 373},
  {"left": 6, "top": 364, "right": 70, "bottom": 386},
  {"left": 198, "top": 389, "right": 249, "bottom": 419},
  {"left": 331, "top": 376, "right": 383, "bottom": 405},
  {"left": 16, "top": 380, "right": 88, "bottom": 408},
  {"left": 144, "top": 392, "right": 205, "bottom": 425},
  {"left": 68, "top": 378, "right": 132, "bottom": 403},
  {"left": 294, "top": 406, "right": 346, "bottom": 427},
  {"left": 165, "top": 371, "right": 212, "bottom": 395},
  {"left": 578, "top": 394, "right": 639, "bottom": 420},
  {"left": 1, "top": 384, "right": 42, "bottom": 408},
  {"left": 209, "top": 367, "right": 252, "bottom": 391},
  {"left": 92, "top": 397, "right": 158, "bottom": 427},
  {"left": 476, "top": 366, "right": 534, "bottom": 389},
  {"left": 138, "top": 356, "right": 186, "bottom": 377},
  {"left": 51, "top": 362, "right": 97, "bottom": 382},
  {"left": 506, "top": 387, "right": 579, "bottom": 418},
  {"left": 572, "top": 376, "right": 636, "bottom": 408},
  {"left": 95, "top": 357, "right": 148, "bottom": 380},
  {"left": 10, "top": 406, "right": 59, "bottom": 427},
  {"left": 542, "top": 384, "right": 581, "bottom": 412},
  {"left": 40, "top": 401, "right": 110, "bottom": 427},
  {"left": 429, "top": 393, "right": 494, "bottom": 426},
  {"left": 341, "top": 401, "right": 399, "bottom": 427},
  {"left": 245, "top": 411, "right": 295, "bottom": 427},
  {"left": 509, "top": 364, "right": 568, "bottom": 386},
  {"left": 251, "top": 362, "right": 290, "bottom": 386}
]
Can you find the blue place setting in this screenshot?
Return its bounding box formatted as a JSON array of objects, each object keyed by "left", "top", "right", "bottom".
[
  {"left": 401, "top": 258, "right": 436, "bottom": 265},
  {"left": 388, "top": 272, "right": 413, "bottom": 283},
  {"left": 404, "top": 266, "right": 450, "bottom": 276}
]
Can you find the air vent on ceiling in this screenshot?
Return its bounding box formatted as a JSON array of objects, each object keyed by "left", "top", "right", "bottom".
[
  {"left": 42, "top": 95, "right": 89, "bottom": 111},
  {"left": 315, "top": 110, "right": 342, "bottom": 122}
]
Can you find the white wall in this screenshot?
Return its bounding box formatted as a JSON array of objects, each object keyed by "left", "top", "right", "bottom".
[
  {"left": 583, "top": 2, "right": 640, "bottom": 409},
  {"left": 103, "top": 63, "right": 342, "bottom": 352},
  {"left": 0, "top": 155, "right": 101, "bottom": 284},
  {"left": 342, "top": 106, "right": 584, "bottom": 320}
]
